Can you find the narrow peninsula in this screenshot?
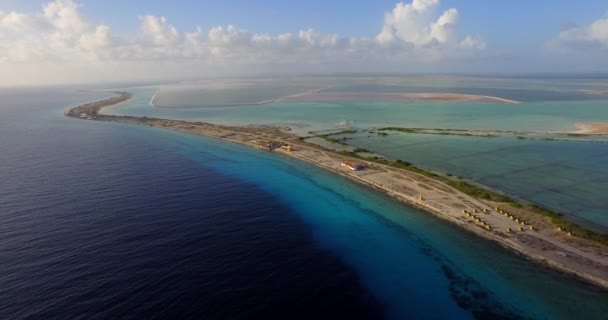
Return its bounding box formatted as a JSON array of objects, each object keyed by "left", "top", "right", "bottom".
[{"left": 67, "top": 91, "right": 608, "bottom": 290}]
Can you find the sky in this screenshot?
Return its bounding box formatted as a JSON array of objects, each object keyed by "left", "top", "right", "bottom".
[{"left": 0, "top": 0, "right": 607, "bottom": 86}]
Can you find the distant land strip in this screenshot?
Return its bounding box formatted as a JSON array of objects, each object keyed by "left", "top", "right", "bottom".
[
  {"left": 151, "top": 89, "right": 520, "bottom": 108},
  {"left": 66, "top": 91, "right": 133, "bottom": 117},
  {"left": 272, "top": 92, "right": 521, "bottom": 104},
  {"left": 377, "top": 126, "right": 608, "bottom": 137}
]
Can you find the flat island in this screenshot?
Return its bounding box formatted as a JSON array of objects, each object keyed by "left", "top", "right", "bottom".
[{"left": 67, "top": 92, "right": 608, "bottom": 289}]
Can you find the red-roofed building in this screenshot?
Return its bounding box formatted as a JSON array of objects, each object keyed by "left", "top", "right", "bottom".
[{"left": 341, "top": 161, "right": 364, "bottom": 171}]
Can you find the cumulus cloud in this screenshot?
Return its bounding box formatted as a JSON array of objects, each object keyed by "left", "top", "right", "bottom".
[
  {"left": 44, "top": 0, "right": 87, "bottom": 33},
  {"left": 376, "top": 0, "right": 480, "bottom": 51},
  {"left": 0, "top": 0, "right": 487, "bottom": 84},
  {"left": 0, "top": 0, "right": 118, "bottom": 62},
  {"left": 140, "top": 15, "right": 179, "bottom": 46},
  {"left": 548, "top": 13, "right": 608, "bottom": 52},
  {"left": 0, "top": 0, "right": 484, "bottom": 63}
]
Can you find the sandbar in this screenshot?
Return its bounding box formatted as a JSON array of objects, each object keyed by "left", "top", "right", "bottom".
[
  {"left": 275, "top": 92, "right": 520, "bottom": 104},
  {"left": 579, "top": 89, "right": 608, "bottom": 95}
]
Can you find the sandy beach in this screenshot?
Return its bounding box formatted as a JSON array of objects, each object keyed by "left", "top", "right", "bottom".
[
  {"left": 574, "top": 123, "right": 608, "bottom": 135},
  {"left": 67, "top": 92, "right": 608, "bottom": 289}
]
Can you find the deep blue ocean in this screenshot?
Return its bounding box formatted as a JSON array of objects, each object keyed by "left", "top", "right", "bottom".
[{"left": 1, "top": 88, "right": 608, "bottom": 320}]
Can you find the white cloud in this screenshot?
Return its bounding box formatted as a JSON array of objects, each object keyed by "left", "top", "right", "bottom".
[
  {"left": 79, "top": 25, "right": 112, "bottom": 49},
  {"left": 1, "top": 11, "right": 30, "bottom": 29},
  {"left": 0, "top": 0, "right": 487, "bottom": 85},
  {"left": 376, "top": 0, "right": 483, "bottom": 60},
  {"left": 549, "top": 13, "right": 608, "bottom": 52},
  {"left": 208, "top": 25, "right": 251, "bottom": 47},
  {"left": 140, "top": 15, "right": 180, "bottom": 46},
  {"left": 460, "top": 35, "right": 486, "bottom": 50},
  {"left": 0, "top": 0, "right": 116, "bottom": 61},
  {"left": 378, "top": 0, "right": 457, "bottom": 46},
  {"left": 43, "top": 0, "right": 86, "bottom": 33},
  {"left": 589, "top": 16, "right": 608, "bottom": 43},
  {"left": 430, "top": 8, "right": 458, "bottom": 43}
]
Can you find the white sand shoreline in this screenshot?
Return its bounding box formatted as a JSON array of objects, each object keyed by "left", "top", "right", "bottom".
[{"left": 149, "top": 88, "right": 159, "bottom": 107}]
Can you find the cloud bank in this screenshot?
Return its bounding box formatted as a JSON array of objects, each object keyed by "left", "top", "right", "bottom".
[
  {"left": 3, "top": 0, "right": 607, "bottom": 86},
  {"left": 0, "top": 0, "right": 491, "bottom": 85}
]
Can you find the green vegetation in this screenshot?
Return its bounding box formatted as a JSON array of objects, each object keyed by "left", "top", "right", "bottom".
[
  {"left": 446, "top": 180, "right": 512, "bottom": 202},
  {"left": 319, "top": 136, "right": 348, "bottom": 145},
  {"left": 314, "top": 129, "right": 360, "bottom": 145},
  {"left": 380, "top": 127, "right": 417, "bottom": 133},
  {"left": 517, "top": 136, "right": 526, "bottom": 140},
  {"left": 395, "top": 159, "right": 412, "bottom": 166},
  {"left": 509, "top": 202, "right": 523, "bottom": 209},
  {"left": 352, "top": 147, "right": 370, "bottom": 153},
  {"left": 535, "top": 137, "right": 608, "bottom": 144},
  {"left": 378, "top": 127, "right": 496, "bottom": 138},
  {"left": 526, "top": 205, "right": 608, "bottom": 246}
]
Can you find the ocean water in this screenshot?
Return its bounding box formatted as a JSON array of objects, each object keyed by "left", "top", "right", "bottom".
[{"left": 2, "top": 88, "right": 608, "bottom": 319}]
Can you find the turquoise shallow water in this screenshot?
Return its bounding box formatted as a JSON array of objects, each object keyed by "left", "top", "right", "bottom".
[{"left": 106, "top": 87, "right": 608, "bottom": 134}]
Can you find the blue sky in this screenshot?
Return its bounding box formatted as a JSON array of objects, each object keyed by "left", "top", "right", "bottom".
[
  {"left": 3, "top": 0, "right": 606, "bottom": 41},
  {"left": 0, "top": 0, "right": 607, "bottom": 85}
]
